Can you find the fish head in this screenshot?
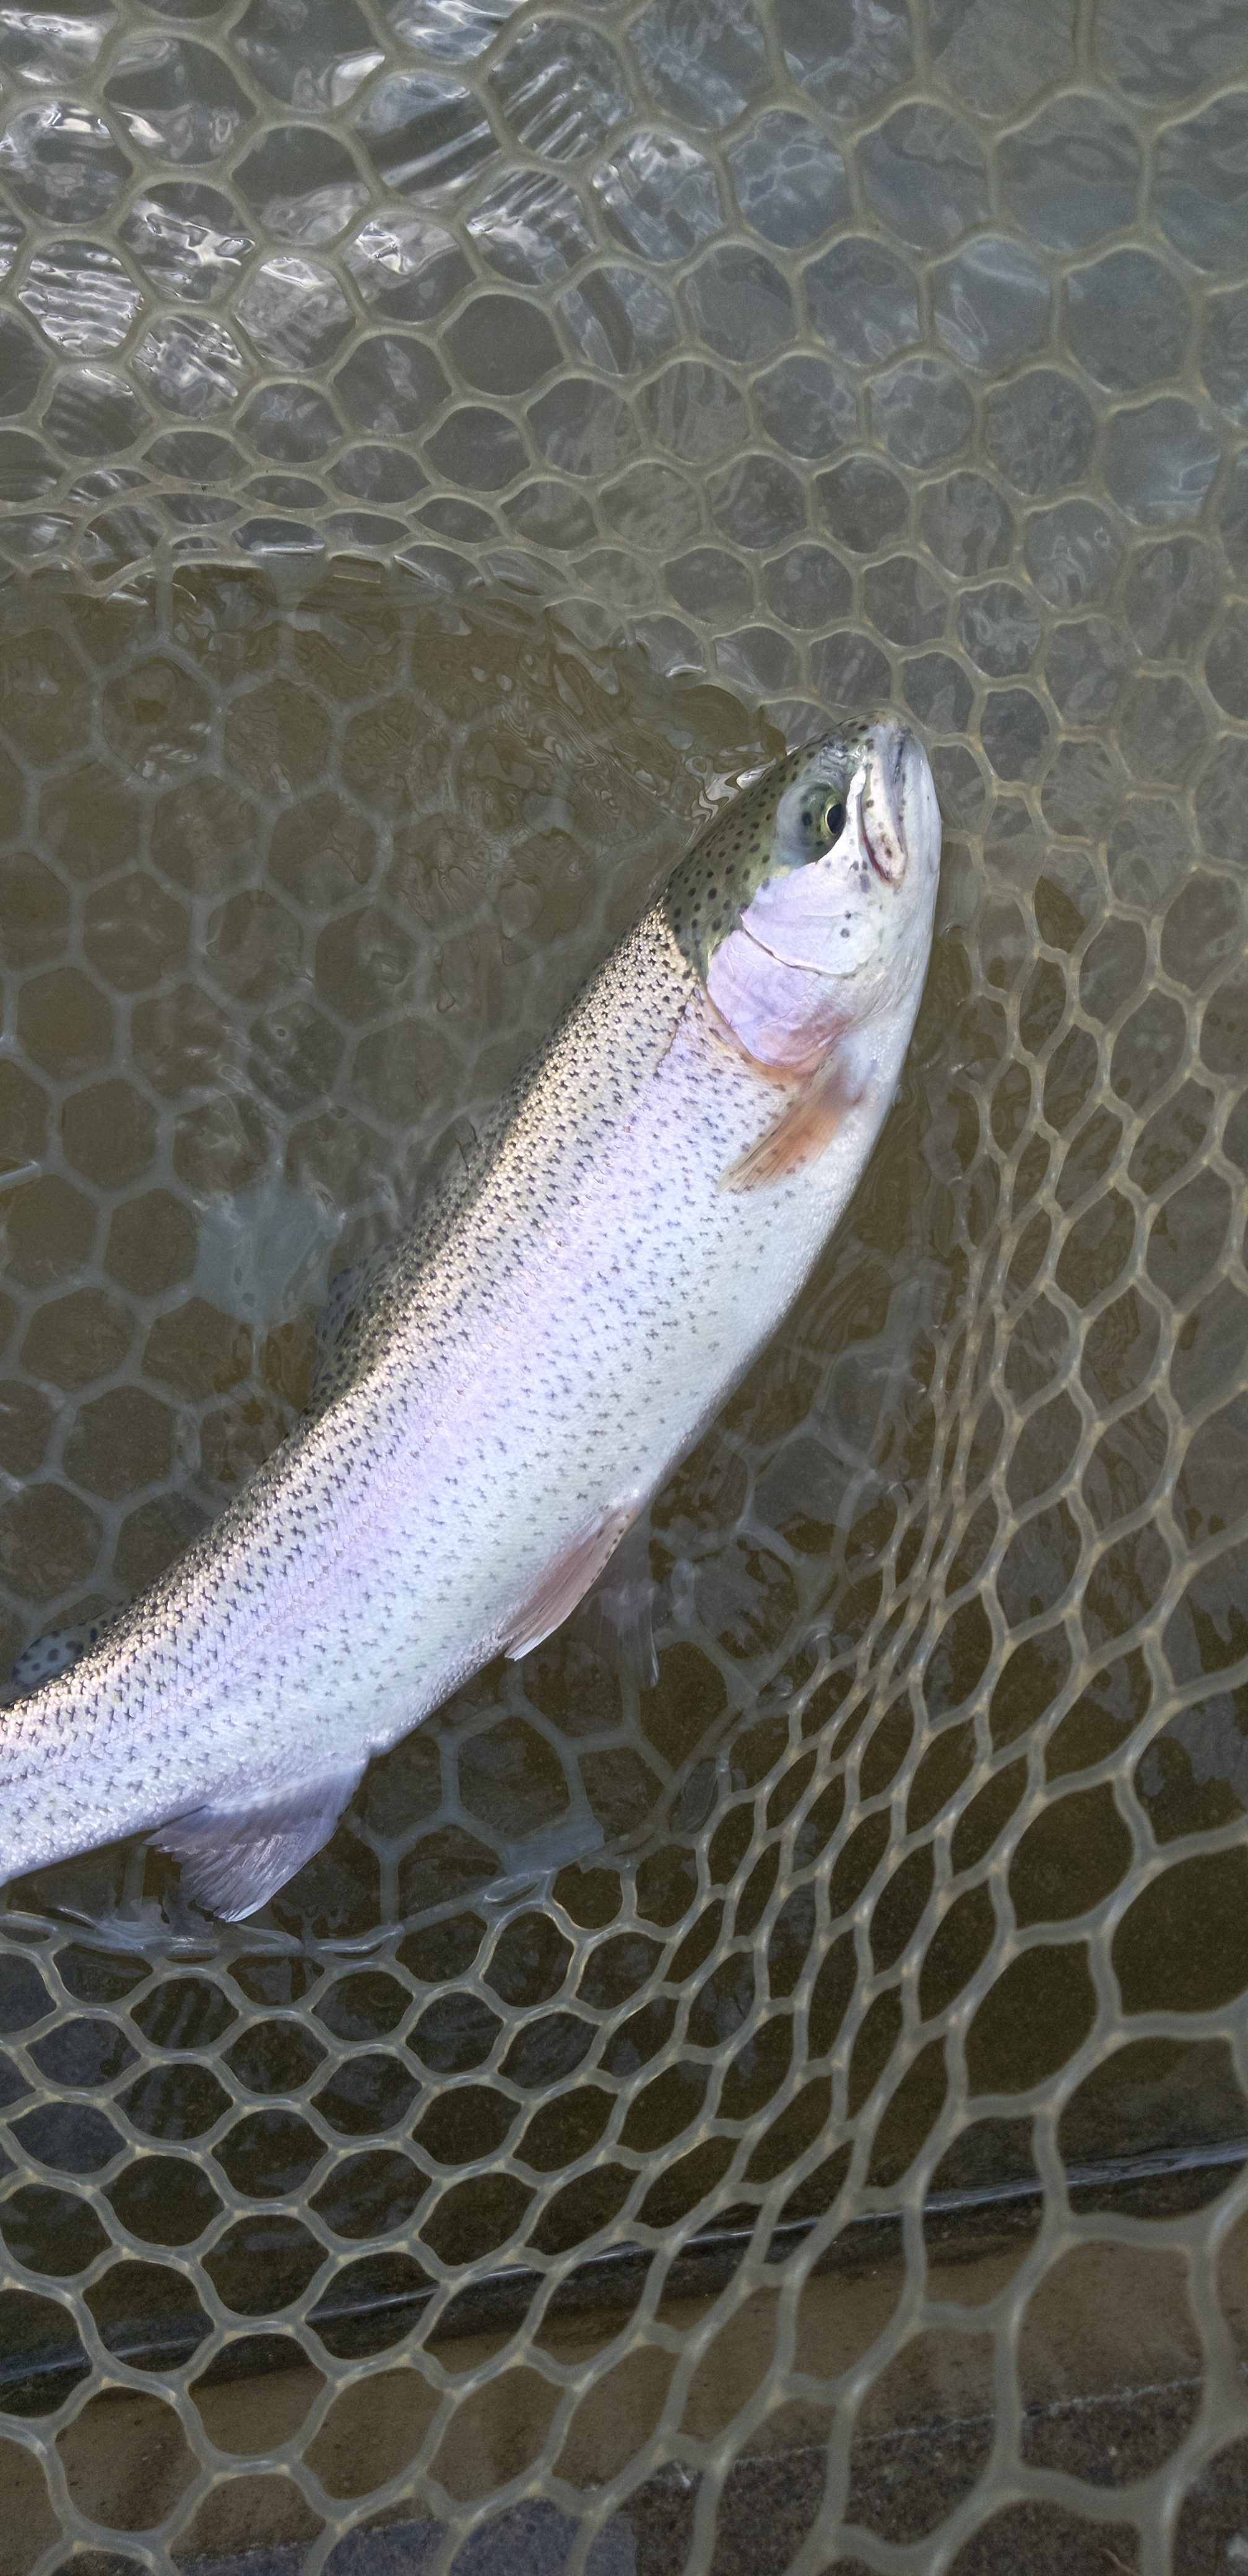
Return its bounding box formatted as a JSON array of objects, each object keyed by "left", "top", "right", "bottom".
[
  {"left": 666, "top": 716, "right": 942, "bottom": 1071},
  {"left": 755, "top": 715, "right": 942, "bottom": 972}
]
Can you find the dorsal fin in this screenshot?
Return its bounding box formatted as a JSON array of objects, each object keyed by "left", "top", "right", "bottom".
[
  {"left": 308, "top": 1238, "right": 404, "bottom": 1414},
  {"left": 306, "top": 1110, "right": 511, "bottom": 1417}
]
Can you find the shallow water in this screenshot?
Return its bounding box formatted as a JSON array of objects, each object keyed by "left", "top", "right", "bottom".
[
  {"left": 1, "top": 553, "right": 1244, "bottom": 2224},
  {"left": 1, "top": 2, "right": 1248, "bottom": 2565}
]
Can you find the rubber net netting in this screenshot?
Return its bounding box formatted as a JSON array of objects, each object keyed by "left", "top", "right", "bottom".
[{"left": 1, "top": 1, "right": 1247, "bottom": 2569}]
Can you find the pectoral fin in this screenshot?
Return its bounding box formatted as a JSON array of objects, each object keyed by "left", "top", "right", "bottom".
[
  {"left": 151, "top": 1766, "right": 365, "bottom": 1921},
  {"left": 724, "top": 1051, "right": 864, "bottom": 1193},
  {"left": 503, "top": 1505, "right": 638, "bottom": 1660}
]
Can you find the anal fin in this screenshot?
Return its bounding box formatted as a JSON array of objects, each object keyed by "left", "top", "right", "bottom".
[
  {"left": 725, "top": 1051, "right": 864, "bottom": 1193},
  {"left": 150, "top": 1766, "right": 365, "bottom": 1922},
  {"left": 503, "top": 1505, "right": 638, "bottom": 1661}
]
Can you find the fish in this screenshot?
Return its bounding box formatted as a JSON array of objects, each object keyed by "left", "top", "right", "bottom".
[{"left": 0, "top": 715, "right": 942, "bottom": 1921}]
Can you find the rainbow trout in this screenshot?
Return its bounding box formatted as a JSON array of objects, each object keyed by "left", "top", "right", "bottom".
[{"left": 0, "top": 718, "right": 940, "bottom": 1919}]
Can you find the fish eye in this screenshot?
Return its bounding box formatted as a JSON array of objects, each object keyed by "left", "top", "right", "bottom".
[{"left": 793, "top": 793, "right": 845, "bottom": 848}]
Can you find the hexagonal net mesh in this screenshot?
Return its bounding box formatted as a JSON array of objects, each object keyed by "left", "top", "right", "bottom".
[{"left": 1, "top": 1, "right": 1247, "bottom": 2569}]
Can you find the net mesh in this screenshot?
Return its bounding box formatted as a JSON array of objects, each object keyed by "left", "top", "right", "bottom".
[{"left": 1, "top": 1, "right": 1248, "bottom": 2567}]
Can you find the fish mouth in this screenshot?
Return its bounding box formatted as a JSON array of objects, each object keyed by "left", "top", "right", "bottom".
[
  {"left": 859, "top": 720, "right": 938, "bottom": 887},
  {"left": 860, "top": 799, "right": 893, "bottom": 886}
]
